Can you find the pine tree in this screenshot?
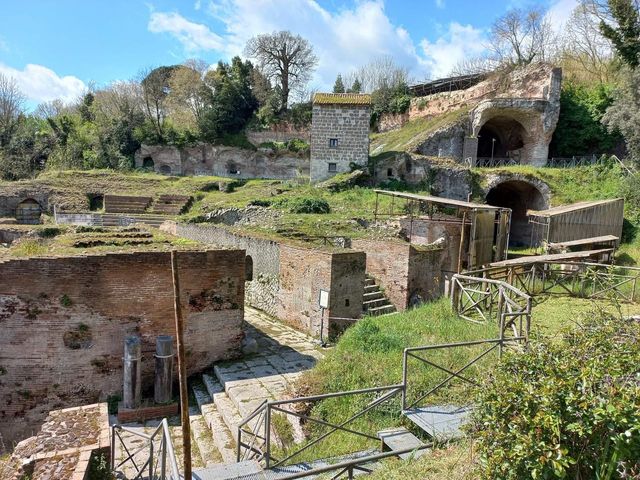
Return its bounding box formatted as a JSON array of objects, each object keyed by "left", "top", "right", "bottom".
[
  {"left": 333, "top": 75, "right": 345, "bottom": 93},
  {"left": 600, "top": 0, "right": 640, "bottom": 68},
  {"left": 349, "top": 78, "right": 362, "bottom": 94}
]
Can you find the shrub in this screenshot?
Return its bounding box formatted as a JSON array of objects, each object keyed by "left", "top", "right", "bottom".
[
  {"left": 248, "top": 199, "right": 272, "bottom": 207},
  {"left": 286, "top": 138, "right": 310, "bottom": 154},
  {"left": 281, "top": 197, "right": 330, "bottom": 214},
  {"left": 470, "top": 313, "right": 640, "bottom": 479}
]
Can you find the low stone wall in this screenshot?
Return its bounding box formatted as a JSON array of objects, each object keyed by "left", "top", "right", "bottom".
[
  {"left": 247, "top": 129, "right": 309, "bottom": 146},
  {"left": 2, "top": 403, "right": 110, "bottom": 478},
  {"left": 0, "top": 249, "right": 245, "bottom": 445}
]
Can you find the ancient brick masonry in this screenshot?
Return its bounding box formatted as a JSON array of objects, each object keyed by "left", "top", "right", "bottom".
[{"left": 0, "top": 249, "right": 245, "bottom": 446}]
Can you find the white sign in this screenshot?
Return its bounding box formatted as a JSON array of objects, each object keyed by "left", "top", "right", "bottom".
[{"left": 319, "top": 289, "right": 330, "bottom": 309}]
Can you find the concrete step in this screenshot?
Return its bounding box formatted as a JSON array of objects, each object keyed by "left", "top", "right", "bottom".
[
  {"left": 364, "top": 284, "right": 380, "bottom": 293},
  {"left": 364, "top": 278, "right": 376, "bottom": 287},
  {"left": 193, "top": 460, "right": 262, "bottom": 480},
  {"left": 213, "top": 391, "right": 244, "bottom": 443},
  {"left": 203, "top": 372, "right": 225, "bottom": 398},
  {"left": 190, "top": 406, "right": 223, "bottom": 467},
  {"left": 193, "top": 381, "right": 238, "bottom": 464}
]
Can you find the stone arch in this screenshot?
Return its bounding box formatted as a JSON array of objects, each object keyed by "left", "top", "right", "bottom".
[
  {"left": 485, "top": 178, "right": 549, "bottom": 246},
  {"left": 245, "top": 255, "right": 254, "bottom": 281},
  {"left": 159, "top": 165, "right": 172, "bottom": 175},
  {"left": 142, "top": 156, "right": 154, "bottom": 169},
  {"left": 15, "top": 198, "right": 42, "bottom": 224},
  {"left": 477, "top": 116, "right": 528, "bottom": 162}
]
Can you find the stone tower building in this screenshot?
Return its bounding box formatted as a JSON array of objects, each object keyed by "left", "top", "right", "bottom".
[{"left": 310, "top": 93, "right": 371, "bottom": 182}]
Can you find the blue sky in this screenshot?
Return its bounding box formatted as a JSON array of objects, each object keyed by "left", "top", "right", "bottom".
[{"left": 0, "top": 0, "right": 577, "bottom": 108}]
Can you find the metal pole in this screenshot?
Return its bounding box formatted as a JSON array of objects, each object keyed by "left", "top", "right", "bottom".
[
  {"left": 171, "top": 250, "right": 192, "bottom": 480},
  {"left": 149, "top": 437, "right": 154, "bottom": 479},
  {"left": 265, "top": 404, "right": 272, "bottom": 469}
]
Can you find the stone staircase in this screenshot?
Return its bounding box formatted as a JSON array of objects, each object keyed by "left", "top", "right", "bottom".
[{"left": 363, "top": 274, "right": 396, "bottom": 316}]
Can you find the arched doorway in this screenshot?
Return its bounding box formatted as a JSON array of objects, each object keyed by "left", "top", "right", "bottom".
[
  {"left": 16, "top": 199, "right": 42, "bottom": 224},
  {"left": 486, "top": 181, "right": 547, "bottom": 246},
  {"left": 142, "top": 156, "right": 154, "bottom": 169},
  {"left": 477, "top": 116, "right": 527, "bottom": 164},
  {"left": 159, "top": 165, "right": 172, "bottom": 175}
]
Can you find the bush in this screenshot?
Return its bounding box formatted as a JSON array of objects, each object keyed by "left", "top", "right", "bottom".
[
  {"left": 280, "top": 197, "right": 330, "bottom": 214},
  {"left": 470, "top": 313, "right": 640, "bottom": 479},
  {"left": 286, "top": 138, "right": 310, "bottom": 154}
]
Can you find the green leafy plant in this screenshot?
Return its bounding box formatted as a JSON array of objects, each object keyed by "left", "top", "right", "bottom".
[
  {"left": 278, "top": 197, "right": 330, "bottom": 214},
  {"left": 470, "top": 313, "right": 640, "bottom": 479}
]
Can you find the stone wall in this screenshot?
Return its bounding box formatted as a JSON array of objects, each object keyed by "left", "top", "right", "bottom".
[
  {"left": 0, "top": 250, "right": 244, "bottom": 445},
  {"left": 0, "top": 192, "right": 48, "bottom": 223},
  {"left": 246, "top": 128, "right": 309, "bottom": 146},
  {"left": 310, "top": 104, "right": 370, "bottom": 183},
  {"left": 135, "top": 144, "right": 309, "bottom": 179},
  {"left": 277, "top": 245, "right": 365, "bottom": 338},
  {"left": 172, "top": 222, "right": 281, "bottom": 316},
  {"left": 352, "top": 239, "right": 447, "bottom": 310}
]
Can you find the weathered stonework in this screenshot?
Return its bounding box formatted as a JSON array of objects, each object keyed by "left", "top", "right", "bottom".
[
  {"left": 0, "top": 249, "right": 245, "bottom": 445},
  {"left": 135, "top": 143, "right": 309, "bottom": 179},
  {"left": 310, "top": 94, "right": 371, "bottom": 183}
]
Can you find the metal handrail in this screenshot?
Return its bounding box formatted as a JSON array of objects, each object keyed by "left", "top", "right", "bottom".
[{"left": 111, "top": 418, "right": 181, "bottom": 480}]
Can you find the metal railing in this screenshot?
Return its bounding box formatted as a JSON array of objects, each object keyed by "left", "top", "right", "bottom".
[
  {"left": 111, "top": 419, "right": 181, "bottom": 480},
  {"left": 402, "top": 335, "right": 526, "bottom": 411},
  {"left": 237, "top": 384, "right": 405, "bottom": 469},
  {"left": 475, "top": 157, "right": 519, "bottom": 168},
  {"left": 464, "top": 261, "right": 640, "bottom": 304},
  {"left": 450, "top": 274, "right": 532, "bottom": 338}
]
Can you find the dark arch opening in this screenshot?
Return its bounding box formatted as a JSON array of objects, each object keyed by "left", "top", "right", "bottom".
[
  {"left": 16, "top": 198, "right": 42, "bottom": 225},
  {"left": 245, "top": 255, "right": 254, "bottom": 281},
  {"left": 486, "top": 181, "right": 547, "bottom": 247},
  {"left": 478, "top": 116, "right": 526, "bottom": 162},
  {"left": 159, "top": 165, "right": 172, "bottom": 175},
  {"left": 142, "top": 156, "right": 154, "bottom": 169}
]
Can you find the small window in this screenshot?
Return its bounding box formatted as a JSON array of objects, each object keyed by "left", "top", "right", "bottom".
[
  {"left": 329, "top": 138, "right": 339, "bottom": 148},
  {"left": 345, "top": 299, "right": 350, "bottom": 307},
  {"left": 328, "top": 163, "right": 337, "bottom": 172},
  {"left": 387, "top": 168, "right": 393, "bottom": 177}
]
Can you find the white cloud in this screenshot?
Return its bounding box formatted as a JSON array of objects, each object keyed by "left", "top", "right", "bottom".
[
  {"left": 194, "top": 0, "right": 201, "bottom": 10},
  {"left": 203, "top": 0, "right": 429, "bottom": 88},
  {"left": 148, "top": 11, "right": 224, "bottom": 51},
  {"left": 546, "top": 0, "right": 578, "bottom": 33},
  {"left": 0, "top": 63, "right": 86, "bottom": 104},
  {"left": 420, "top": 23, "right": 488, "bottom": 78}
]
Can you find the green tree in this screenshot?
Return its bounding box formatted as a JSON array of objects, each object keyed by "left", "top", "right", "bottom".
[
  {"left": 348, "top": 78, "right": 362, "bottom": 93},
  {"left": 599, "top": 0, "right": 640, "bottom": 68},
  {"left": 549, "top": 81, "right": 620, "bottom": 156},
  {"left": 603, "top": 67, "right": 640, "bottom": 162},
  {"left": 333, "top": 75, "right": 345, "bottom": 93},
  {"left": 198, "top": 57, "right": 258, "bottom": 141}
]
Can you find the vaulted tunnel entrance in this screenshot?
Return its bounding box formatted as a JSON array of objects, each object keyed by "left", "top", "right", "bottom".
[
  {"left": 486, "top": 180, "right": 547, "bottom": 247},
  {"left": 477, "top": 116, "right": 526, "bottom": 164}
]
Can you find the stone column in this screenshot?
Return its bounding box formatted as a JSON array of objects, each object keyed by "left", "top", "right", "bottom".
[
  {"left": 154, "top": 335, "right": 174, "bottom": 404},
  {"left": 123, "top": 335, "right": 142, "bottom": 409}
]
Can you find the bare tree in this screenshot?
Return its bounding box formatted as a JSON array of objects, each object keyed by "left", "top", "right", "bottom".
[
  {"left": 489, "top": 6, "right": 557, "bottom": 66},
  {"left": 244, "top": 31, "right": 317, "bottom": 109},
  {"left": 343, "top": 55, "right": 411, "bottom": 93},
  {"left": 34, "top": 99, "right": 65, "bottom": 119},
  {"left": 449, "top": 55, "right": 501, "bottom": 77},
  {"left": 0, "top": 73, "right": 25, "bottom": 147},
  {"left": 560, "top": 3, "right": 613, "bottom": 83},
  {"left": 167, "top": 59, "right": 209, "bottom": 129}
]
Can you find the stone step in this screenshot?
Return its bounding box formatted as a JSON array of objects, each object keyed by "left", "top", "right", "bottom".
[
  {"left": 363, "top": 291, "right": 385, "bottom": 301},
  {"left": 367, "top": 304, "right": 396, "bottom": 316},
  {"left": 364, "top": 284, "right": 380, "bottom": 292},
  {"left": 213, "top": 391, "right": 245, "bottom": 443},
  {"left": 193, "top": 381, "right": 238, "bottom": 464},
  {"left": 364, "top": 278, "right": 376, "bottom": 287},
  {"left": 189, "top": 406, "right": 223, "bottom": 467},
  {"left": 363, "top": 298, "right": 389, "bottom": 310},
  {"left": 203, "top": 372, "right": 225, "bottom": 398}
]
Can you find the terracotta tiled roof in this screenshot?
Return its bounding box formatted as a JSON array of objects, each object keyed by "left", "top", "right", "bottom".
[{"left": 313, "top": 93, "right": 372, "bottom": 105}]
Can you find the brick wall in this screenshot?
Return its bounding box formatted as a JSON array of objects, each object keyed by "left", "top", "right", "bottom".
[
  {"left": 353, "top": 239, "right": 447, "bottom": 311},
  {"left": 310, "top": 104, "right": 370, "bottom": 183},
  {"left": 276, "top": 245, "right": 365, "bottom": 338},
  {"left": 0, "top": 250, "right": 244, "bottom": 445}
]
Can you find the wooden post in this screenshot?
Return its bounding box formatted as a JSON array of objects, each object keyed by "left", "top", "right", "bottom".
[
  {"left": 154, "top": 335, "right": 174, "bottom": 404},
  {"left": 171, "top": 251, "right": 191, "bottom": 479}
]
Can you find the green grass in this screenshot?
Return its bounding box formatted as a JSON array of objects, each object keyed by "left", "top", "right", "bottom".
[{"left": 370, "top": 107, "right": 470, "bottom": 155}]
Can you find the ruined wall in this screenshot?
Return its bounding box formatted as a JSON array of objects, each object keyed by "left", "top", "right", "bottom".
[
  {"left": 135, "top": 144, "right": 309, "bottom": 179},
  {"left": 173, "top": 223, "right": 280, "bottom": 316},
  {"left": 310, "top": 103, "right": 371, "bottom": 183},
  {"left": 408, "top": 63, "right": 560, "bottom": 121},
  {"left": 0, "top": 192, "right": 48, "bottom": 223},
  {"left": 0, "top": 250, "right": 244, "bottom": 445},
  {"left": 277, "top": 245, "right": 365, "bottom": 337},
  {"left": 353, "top": 239, "right": 447, "bottom": 311}
]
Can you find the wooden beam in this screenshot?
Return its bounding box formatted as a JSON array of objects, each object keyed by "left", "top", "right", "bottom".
[{"left": 171, "top": 250, "right": 192, "bottom": 479}]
